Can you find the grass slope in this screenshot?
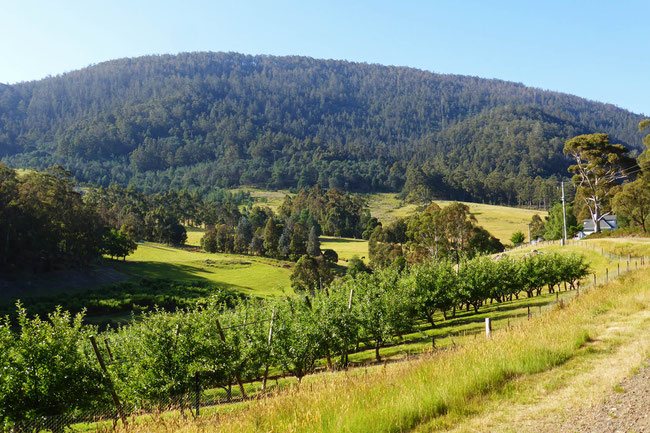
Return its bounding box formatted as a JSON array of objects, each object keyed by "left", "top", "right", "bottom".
[
  {"left": 320, "top": 236, "right": 369, "bottom": 264},
  {"left": 119, "top": 242, "right": 293, "bottom": 297},
  {"left": 367, "top": 193, "right": 547, "bottom": 243},
  {"left": 234, "top": 188, "right": 546, "bottom": 243},
  {"left": 114, "top": 247, "right": 649, "bottom": 433}
]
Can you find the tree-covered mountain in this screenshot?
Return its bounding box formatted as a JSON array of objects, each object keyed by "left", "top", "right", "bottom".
[{"left": 0, "top": 52, "right": 644, "bottom": 204}]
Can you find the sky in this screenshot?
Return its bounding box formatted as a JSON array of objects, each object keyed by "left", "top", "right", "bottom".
[{"left": 1, "top": 0, "right": 648, "bottom": 115}]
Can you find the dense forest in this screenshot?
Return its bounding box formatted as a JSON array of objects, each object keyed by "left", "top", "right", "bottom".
[{"left": 0, "top": 52, "right": 645, "bottom": 204}]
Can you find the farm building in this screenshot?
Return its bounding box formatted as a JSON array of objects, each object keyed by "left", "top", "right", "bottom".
[{"left": 577, "top": 215, "right": 618, "bottom": 238}]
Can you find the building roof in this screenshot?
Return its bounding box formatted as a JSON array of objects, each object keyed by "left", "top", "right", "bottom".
[{"left": 583, "top": 215, "right": 618, "bottom": 232}]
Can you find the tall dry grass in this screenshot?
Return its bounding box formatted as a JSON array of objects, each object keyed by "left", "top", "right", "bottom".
[{"left": 115, "top": 268, "right": 649, "bottom": 433}]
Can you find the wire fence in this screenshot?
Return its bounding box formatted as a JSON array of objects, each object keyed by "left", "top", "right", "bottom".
[{"left": 6, "top": 385, "right": 252, "bottom": 433}]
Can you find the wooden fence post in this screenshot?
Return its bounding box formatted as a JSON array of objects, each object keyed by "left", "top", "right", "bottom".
[
  {"left": 606, "top": 268, "right": 609, "bottom": 283},
  {"left": 262, "top": 310, "right": 275, "bottom": 393},
  {"left": 90, "top": 336, "right": 127, "bottom": 426},
  {"left": 343, "top": 289, "right": 354, "bottom": 367},
  {"left": 194, "top": 373, "right": 200, "bottom": 417},
  {"left": 593, "top": 273, "right": 596, "bottom": 287},
  {"left": 103, "top": 339, "right": 114, "bottom": 362},
  {"left": 527, "top": 306, "right": 530, "bottom": 320},
  {"left": 485, "top": 318, "right": 491, "bottom": 338}
]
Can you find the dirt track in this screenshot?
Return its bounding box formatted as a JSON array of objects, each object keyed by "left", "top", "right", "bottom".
[{"left": 556, "top": 360, "right": 649, "bottom": 433}]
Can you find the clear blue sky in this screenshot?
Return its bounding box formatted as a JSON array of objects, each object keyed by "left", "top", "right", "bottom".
[{"left": 1, "top": 0, "right": 648, "bottom": 115}]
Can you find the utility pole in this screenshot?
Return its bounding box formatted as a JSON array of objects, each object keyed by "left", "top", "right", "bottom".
[
  {"left": 561, "top": 181, "right": 568, "bottom": 246},
  {"left": 528, "top": 223, "right": 532, "bottom": 245}
]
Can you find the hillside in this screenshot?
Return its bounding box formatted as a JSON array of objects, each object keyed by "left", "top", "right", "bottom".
[{"left": 0, "top": 52, "right": 645, "bottom": 203}]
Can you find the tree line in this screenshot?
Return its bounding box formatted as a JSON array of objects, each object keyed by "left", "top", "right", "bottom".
[
  {"left": 200, "top": 185, "right": 371, "bottom": 262},
  {"left": 366, "top": 202, "right": 504, "bottom": 268},
  {"left": 0, "top": 164, "right": 111, "bottom": 272},
  {"left": 0, "top": 251, "right": 590, "bottom": 429},
  {"left": 1, "top": 52, "right": 645, "bottom": 205}
]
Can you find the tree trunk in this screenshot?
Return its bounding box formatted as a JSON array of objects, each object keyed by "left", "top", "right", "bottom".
[{"left": 375, "top": 342, "right": 382, "bottom": 362}]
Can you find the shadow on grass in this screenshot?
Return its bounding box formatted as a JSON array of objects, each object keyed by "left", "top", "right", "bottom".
[
  {"left": 320, "top": 237, "right": 365, "bottom": 244},
  {"left": 113, "top": 260, "right": 275, "bottom": 298},
  {"left": 117, "top": 260, "right": 215, "bottom": 283}
]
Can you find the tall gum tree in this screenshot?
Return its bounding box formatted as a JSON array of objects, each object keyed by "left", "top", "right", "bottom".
[{"left": 563, "top": 133, "right": 635, "bottom": 233}]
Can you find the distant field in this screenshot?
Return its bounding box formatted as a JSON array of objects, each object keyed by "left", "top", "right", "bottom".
[
  {"left": 185, "top": 226, "right": 205, "bottom": 247},
  {"left": 121, "top": 242, "right": 293, "bottom": 297},
  {"left": 236, "top": 189, "right": 546, "bottom": 243},
  {"left": 367, "top": 193, "right": 547, "bottom": 243},
  {"left": 185, "top": 227, "right": 368, "bottom": 267},
  {"left": 230, "top": 187, "right": 291, "bottom": 212},
  {"left": 320, "top": 236, "right": 369, "bottom": 264}
]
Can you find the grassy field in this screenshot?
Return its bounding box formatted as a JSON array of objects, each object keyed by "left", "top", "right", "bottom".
[
  {"left": 118, "top": 242, "right": 293, "bottom": 298},
  {"left": 111, "top": 244, "right": 650, "bottom": 433},
  {"left": 582, "top": 237, "right": 650, "bottom": 257},
  {"left": 320, "top": 236, "right": 369, "bottom": 264},
  {"left": 367, "top": 193, "right": 547, "bottom": 243},
  {"left": 230, "top": 187, "right": 291, "bottom": 212}
]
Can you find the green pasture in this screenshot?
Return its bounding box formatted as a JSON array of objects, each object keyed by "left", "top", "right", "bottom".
[
  {"left": 320, "top": 236, "right": 369, "bottom": 264},
  {"left": 120, "top": 242, "right": 293, "bottom": 298}
]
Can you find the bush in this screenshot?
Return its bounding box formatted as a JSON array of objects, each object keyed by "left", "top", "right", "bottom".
[{"left": 510, "top": 231, "right": 525, "bottom": 245}]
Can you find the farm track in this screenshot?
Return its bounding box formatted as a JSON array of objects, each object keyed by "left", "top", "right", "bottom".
[{"left": 436, "top": 310, "right": 650, "bottom": 433}]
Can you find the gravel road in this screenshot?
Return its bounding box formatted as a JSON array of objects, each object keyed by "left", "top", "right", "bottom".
[{"left": 557, "top": 360, "right": 649, "bottom": 433}]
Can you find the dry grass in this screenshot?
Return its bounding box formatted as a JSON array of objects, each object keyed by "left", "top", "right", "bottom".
[
  {"left": 582, "top": 237, "right": 650, "bottom": 258},
  {"left": 230, "top": 187, "right": 291, "bottom": 212},
  {"left": 367, "top": 193, "right": 547, "bottom": 242}
]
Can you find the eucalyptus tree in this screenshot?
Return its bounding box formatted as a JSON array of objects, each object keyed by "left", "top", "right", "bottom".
[{"left": 564, "top": 133, "right": 635, "bottom": 233}]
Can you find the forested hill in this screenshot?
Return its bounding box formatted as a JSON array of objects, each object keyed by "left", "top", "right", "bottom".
[{"left": 0, "top": 52, "right": 645, "bottom": 204}]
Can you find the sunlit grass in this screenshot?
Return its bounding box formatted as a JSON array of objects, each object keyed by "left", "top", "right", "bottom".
[
  {"left": 366, "top": 193, "right": 547, "bottom": 243},
  {"left": 119, "top": 242, "right": 293, "bottom": 298},
  {"left": 114, "top": 264, "right": 649, "bottom": 433},
  {"left": 582, "top": 237, "right": 650, "bottom": 258},
  {"left": 230, "top": 187, "right": 291, "bottom": 212},
  {"left": 319, "top": 236, "right": 369, "bottom": 265}
]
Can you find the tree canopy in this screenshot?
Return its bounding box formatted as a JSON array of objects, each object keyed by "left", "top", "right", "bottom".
[
  {"left": 564, "top": 133, "right": 635, "bottom": 233},
  {"left": 1, "top": 52, "right": 645, "bottom": 205}
]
